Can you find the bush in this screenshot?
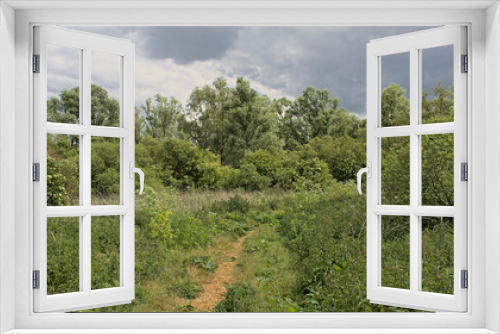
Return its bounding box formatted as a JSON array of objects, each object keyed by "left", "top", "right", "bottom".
[
  {"left": 224, "top": 164, "right": 271, "bottom": 190},
  {"left": 241, "top": 150, "right": 282, "bottom": 186},
  {"left": 189, "top": 255, "right": 217, "bottom": 272},
  {"left": 277, "top": 149, "right": 332, "bottom": 191},
  {"left": 46, "top": 156, "right": 70, "bottom": 206},
  {"left": 214, "top": 282, "right": 258, "bottom": 312},
  {"left": 91, "top": 138, "right": 120, "bottom": 195},
  {"left": 210, "top": 195, "right": 251, "bottom": 214},
  {"left": 162, "top": 138, "right": 228, "bottom": 189},
  {"left": 310, "top": 135, "right": 366, "bottom": 182}
]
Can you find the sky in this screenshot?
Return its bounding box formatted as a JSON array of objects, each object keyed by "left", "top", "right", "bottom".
[{"left": 48, "top": 26, "right": 454, "bottom": 116}]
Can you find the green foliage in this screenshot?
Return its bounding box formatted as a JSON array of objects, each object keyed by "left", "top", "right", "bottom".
[
  {"left": 47, "top": 218, "right": 79, "bottom": 294},
  {"left": 189, "top": 255, "right": 218, "bottom": 272},
  {"left": 182, "top": 77, "right": 281, "bottom": 167},
  {"left": 46, "top": 134, "right": 79, "bottom": 205},
  {"left": 278, "top": 87, "right": 360, "bottom": 150},
  {"left": 381, "top": 83, "right": 410, "bottom": 127},
  {"left": 47, "top": 81, "right": 456, "bottom": 313},
  {"left": 161, "top": 138, "right": 228, "bottom": 189},
  {"left": 91, "top": 217, "right": 120, "bottom": 290},
  {"left": 276, "top": 149, "right": 332, "bottom": 191},
  {"left": 224, "top": 164, "right": 271, "bottom": 191},
  {"left": 310, "top": 135, "right": 366, "bottom": 182},
  {"left": 241, "top": 150, "right": 282, "bottom": 186},
  {"left": 422, "top": 82, "right": 454, "bottom": 123},
  {"left": 214, "top": 282, "right": 258, "bottom": 312},
  {"left": 210, "top": 195, "right": 251, "bottom": 214},
  {"left": 46, "top": 156, "right": 71, "bottom": 206},
  {"left": 91, "top": 84, "right": 120, "bottom": 126},
  {"left": 171, "top": 280, "right": 204, "bottom": 299},
  {"left": 91, "top": 138, "right": 120, "bottom": 195},
  {"left": 142, "top": 94, "right": 183, "bottom": 139}
]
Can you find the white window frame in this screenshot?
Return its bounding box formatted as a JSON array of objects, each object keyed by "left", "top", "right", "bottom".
[
  {"left": 33, "top": 25, "right": 136, "bottom": 313},
  {"left": 366, "top": 26, "right": 467, "bottom": 312},
  {"left": 1, "top": 1, "right": 499, "bottom": 333}
]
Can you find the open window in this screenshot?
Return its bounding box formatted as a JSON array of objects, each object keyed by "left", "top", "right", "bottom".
[
  {"left": 362, "top": 26, "right": 467, "bottom": 312},
  {"left": 33, "top": 26, "right": 139, "bottom": 312}
]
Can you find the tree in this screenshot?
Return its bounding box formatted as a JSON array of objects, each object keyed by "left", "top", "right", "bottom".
[
  {"left": 279, "top": 87, "right": 349, "bottom": 149},
  {"left": 47, "top": 84, "right": 120, "bottom": 127},
  {"left": 142, "top": 94, "right": 183, "bottom": 139},
  {"left": 422, "top": 82, "right": 454, "bottom": 123},
  {"left": 381, "top": 83, "right": 410, "bottom": 127},
  {"left": 91, "top": 84, "right": 120, "bottom": 126},
  {"left": 182, "top": 77, "right": 280, "bottom": 167},
  {"left": 181, "top": 77, "right": 232, "bottom": 159},
  {"left": 309, "top": 135, "right": 366, "bottom": 182},
  {"left": 225, "top": 77, "right": 281, "bottom": 166}
]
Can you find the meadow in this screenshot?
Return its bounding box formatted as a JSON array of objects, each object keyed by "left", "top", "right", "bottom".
[{"left": 46, "top": 78, "right": 455, "bottom": 312}]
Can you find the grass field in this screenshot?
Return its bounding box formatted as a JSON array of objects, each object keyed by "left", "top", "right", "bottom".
[{"left": 44, "top": 183, "right": 454, "bottom": 313}]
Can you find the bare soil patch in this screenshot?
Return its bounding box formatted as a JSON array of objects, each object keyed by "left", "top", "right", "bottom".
[{"left": 189, "top": 231, "right": 256, "bottom": 311}]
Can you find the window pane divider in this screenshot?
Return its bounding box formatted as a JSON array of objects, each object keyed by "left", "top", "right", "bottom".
[
  {"left": 373, "top": 123, "right": 454, "bottom": 138},
  {"left": 372, "top": 205, "right": 455, "bottom": 217},
  {"left": 46, "top": 123, "right": 129, "bottom": 138}
]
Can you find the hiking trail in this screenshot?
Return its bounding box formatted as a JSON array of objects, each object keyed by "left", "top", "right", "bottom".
[{"left": 190, "top": 230, "right": 256, "bottom": 311}]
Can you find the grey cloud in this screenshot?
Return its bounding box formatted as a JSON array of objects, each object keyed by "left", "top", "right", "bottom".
[
  {"left": 136, "top": 27, "right": 242, "bottom": 64},
  {"left": 68, "top": 26, "right": 455, "bottom": 114},
  {"left": 219, "top": 26, "right": 451, "bottom": 115}
]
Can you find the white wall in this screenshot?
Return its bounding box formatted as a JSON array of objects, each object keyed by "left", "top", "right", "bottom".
[
  {"left": 0, "top": 2, "right": 16, "bottom": 333},
  {"left": 486, "top": 2, "right": 500, "bottom": 332}
]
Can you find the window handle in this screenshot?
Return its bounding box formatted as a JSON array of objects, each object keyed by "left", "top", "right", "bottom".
[
  {"left": 129, "top": 162, "right": 145, "bottom": 195},
  {"left": 357, "top": 162, "right": 371, "bottom": 195}
]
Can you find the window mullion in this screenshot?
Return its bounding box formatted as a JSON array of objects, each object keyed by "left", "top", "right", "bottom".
[
  {"left": 82, "top": 47, "right": 92, "bottom": 294},
  {"left": 409, "top": 47, "right": 420, "bottom": 294}
]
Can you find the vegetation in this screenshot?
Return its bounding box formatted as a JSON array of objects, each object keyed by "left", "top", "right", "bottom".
[{"left": 46, "top": 77, "right": 455, "bottom": 312}]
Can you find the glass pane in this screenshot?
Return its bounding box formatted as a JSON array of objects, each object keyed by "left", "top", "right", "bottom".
[
  {"left": 91, "top": 51, "right": 121, "bottom": 127},
  {"left": 421, "top": 133, "right": 454, "bottom": 206},
  {"left": 421, "top": 45, "right": 454, "bottom": 124},
  {"left": 46, "top": 44, "right": 81, "bottom": 124},
  {"left": 91, "top": 137, "right": 120, "bottom": 205},
  {"left": 47, "top": 134, "right": 80, "bottom": 206},
  {"left": 381, "top": 136, "right": 410, "bottom": 205},
  {"left": 421, "top": 216, "right": 454, "bottom": 294},
  {"left": 91, "top": 216, "right": 120, "bottom": 290},
  {"left": 47, "top": 217, "right": 80, "bottom": 295},
  {"left": 381, "top": 52, "right": 410, "bottom": 127},
  {"left": 381, "top": 215, "right": 410, "bottom": 290}
]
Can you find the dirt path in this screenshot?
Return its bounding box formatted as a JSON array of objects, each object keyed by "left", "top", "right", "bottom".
[{"left": 190, "top": 230, "right": 256, "bottom": 311}]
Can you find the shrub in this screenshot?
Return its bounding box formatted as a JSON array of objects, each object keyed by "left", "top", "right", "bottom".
[
  {"left": 241, "top": 150, "right": 282, "bottom": 186},
  {"left": 171, "top": 280, "right": 204, "bottom": 299},
  {"left": 277, "top": 149, "right": 332, "bottom": 191},
  {"left": 309, "top": 135, "right": 366, "bottom": 182},
  {"left": 162, "top": 138, "right": 228, "bottom": 189},
  {"left": 214, "top": 282, "right": 258, "bottom": 312},
  {"left": 91, "top": 138, "right": 120, "bottom": 195},
  {"left": 189, "top": 255, "right": 217, "bottom": 272},
  {"left": 46, "top": 156, "right": 70, "bottom": 206},
  {"left": 210, "top": 195, "right": 251, "bottom": 214},
  {"left": 224, "top": 164, "right": 271, "bottom": 190}
]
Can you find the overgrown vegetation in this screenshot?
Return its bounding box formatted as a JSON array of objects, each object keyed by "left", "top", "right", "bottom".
[{"left": 46, "top": 78, "right": 454, "bottom": 312}]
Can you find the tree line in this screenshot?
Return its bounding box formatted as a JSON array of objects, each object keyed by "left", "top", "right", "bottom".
[{"left": 47, "top": 77, "right": 454, "bottom": 204}]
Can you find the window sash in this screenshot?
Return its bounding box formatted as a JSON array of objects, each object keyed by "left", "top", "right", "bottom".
[
  {"left": 32, "top": 25, "right": 136, "bottom": 313},
  {"left": 366, "top": 26, "right": 467, "bottom": 312}
]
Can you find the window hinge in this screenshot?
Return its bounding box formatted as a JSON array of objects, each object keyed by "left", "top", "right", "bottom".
[
  {"left": 33, "top": 270, "right": 40, "bottom": 289},
  {"left": 33, "top": 54, "right": 40, "bottom": 73},
  {"left": 461, "top": 270, "right": 468, "bottom": 289},
  {"left": 33, "top": 163, "right": 40, "bottom": 182},
  {"left": 461, "top": 162, "right": 468, "bottom": 182},
  {"left": 461, "top": 54, "right": 468, "bottom": 73}
]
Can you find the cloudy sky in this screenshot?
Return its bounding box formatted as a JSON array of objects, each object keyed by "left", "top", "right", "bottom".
[{"left": 49, "top": 26, "right": 454, "bottom": 116}]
